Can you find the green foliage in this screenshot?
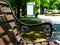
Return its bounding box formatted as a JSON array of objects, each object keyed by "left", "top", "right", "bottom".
[
  {"left": 7, "top": 0, "right": 60, "bottom": 11},
  {"left": 34, "top": 0, "right": 40, "bottom": 14},
  {"left": 40, "top": 0, "right": 50, "bottom": 8},
  {"left": 7, "top": 0, "right": 17, "bottom": 8},
  {"left": 40, "top": 0, "right": 60, "bottom": 10},
  {"left": 45, "top": 14, "right": 60, "bottom": 16},
  {"left": 7, "top": 0, "right": 60, "bottom": 16},
  {"left": 54, "top": 0, "right": 60, "bottom": 9},
  {"left": 7, "top": 0, "right": 40, "bottom": 14},
  {"left": 48, "top": 0, "right": 60, "bottom": 10},
  {"left": 7, "top": 0, "right": 27, "bottom": 8}
]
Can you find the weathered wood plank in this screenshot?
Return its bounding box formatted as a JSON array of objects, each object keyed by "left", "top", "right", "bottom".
[
  {"left": 35, "top": 43, "right": 41, "bottom": 45},
  {"left": 9, "top": 22, "right": 16, "bottom": 29},
  {"left": 0, "top": 1, "right": 8, "bottom": 6},
  {"left": 2, "top": 35, "right": 10, "bottom": 42},
  {"left": 0, "top": 26, "right": 5, "bottom": 34},
  {"left": 0, "top": 15, "right": 14, "bottom": 23},
  {"left": 0, "top": 7, "right": 12, "bottom": 14},
  {"left": 8, "top": 43, "right": 14, "bottom": 45},
  {"left": 0, "top": 38, "right": 5, "bottom": 45}
]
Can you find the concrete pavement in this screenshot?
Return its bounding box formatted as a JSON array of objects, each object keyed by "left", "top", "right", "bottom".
[{"left": 37, "top": 15, "right": 60, "bottom": 24}]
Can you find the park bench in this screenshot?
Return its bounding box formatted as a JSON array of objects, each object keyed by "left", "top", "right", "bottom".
[{"left": 0, "top": 0, "right": 59, "bottom": 45}]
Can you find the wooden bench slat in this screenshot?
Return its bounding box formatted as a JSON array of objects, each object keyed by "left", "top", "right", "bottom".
[
  {"left": 5, "top": 15, "right": 14, "bottom": 21},
  {"left": 12, "top": 29, "right": 18, "bottom": 36},
  {"left": 1, "top": 24, "right": 10, "bottom": 32},
  {"left": 42, "top": 42, "right": 47, "bottom": 45},
  {"left": 12, "top": 29, "right": 21, "bottom": 42},
  {"left": 0, "top": 7, "right": 12, "bottom": 14},
  {"left": 35, "top": 43, "right": 41, "bottom": 45},
  {"left": 15, "top": 35, "right": 21, "bottom": 42},
  {"left": 0, "top": 16, "right": 7, "bottom": 22},
  {"left": 9, "top": 22, "right": 16, "bottom": 29},
  {"left": 49, "top": 42, "right": 55, "bottom": 45},
  {"left": 0, "top": 38, "right": 5, "bottom": 45},
  {"left": 0, "top": 17, "right": 3, "bottom": 22},
  {"left": 0, "top": 26, "right": 5, "bottom": 34},
  {"left": 0, "top": 16, "right": 5, "bottom": 23},
  {"left": 0, "top": 1, "right": 8, "bottom": 6},
  {"left": 8, "top": 43, "right": 14, "bottom": 45},
  {"left": 2, "top": 35, "right": 10, "bottom": 42},
  {"left": 26, "top": 43, "right": 32, "bottom": 45},
  {"left": 0, "top": 15, "right": 14, "bottom": 23},
  {"left": 0, "top": 12, "right": 12, "bottom": 14}
]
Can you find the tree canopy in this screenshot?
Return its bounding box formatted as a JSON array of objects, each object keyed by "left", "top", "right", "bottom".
[{"left": 7, "top": 0, "right": 60, "bottom": 16}]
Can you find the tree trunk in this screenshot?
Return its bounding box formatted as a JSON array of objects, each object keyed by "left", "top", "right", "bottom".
[
  {"left": 17, "top": 0, "right": 20, "bottom": 20},
  {"left": 17, "top": 7, "right": 20, "bottom": 20},
  {"left": 40, "top": 5, "right": 44, "bottom": 15},
  {"left": 22, "top": 5, "right": 27, "bottom": 16}
]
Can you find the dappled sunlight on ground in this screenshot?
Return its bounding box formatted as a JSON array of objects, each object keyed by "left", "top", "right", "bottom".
[{"left": 21, "top": 30, "right": 46, "bottom": 42}]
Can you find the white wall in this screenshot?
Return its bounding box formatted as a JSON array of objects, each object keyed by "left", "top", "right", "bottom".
[{"left": 27, "top": 5, "right": 34, "bottom": 15}]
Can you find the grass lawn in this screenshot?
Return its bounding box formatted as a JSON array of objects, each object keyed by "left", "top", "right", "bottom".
[
  {"left": 17, "top": 18, "right": 47, "bottom": 43},
  {"left": 45, "top": 14, "right": 60, "bottom": 16}
]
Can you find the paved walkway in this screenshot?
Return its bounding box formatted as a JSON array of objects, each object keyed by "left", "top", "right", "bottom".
[{"left": 37, "top": 15, "right": 60, "bottom": 24}]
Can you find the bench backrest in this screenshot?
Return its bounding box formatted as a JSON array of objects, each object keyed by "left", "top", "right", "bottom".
[{"left": 0, "top": 0, "right": 26, "bottom": 45}]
